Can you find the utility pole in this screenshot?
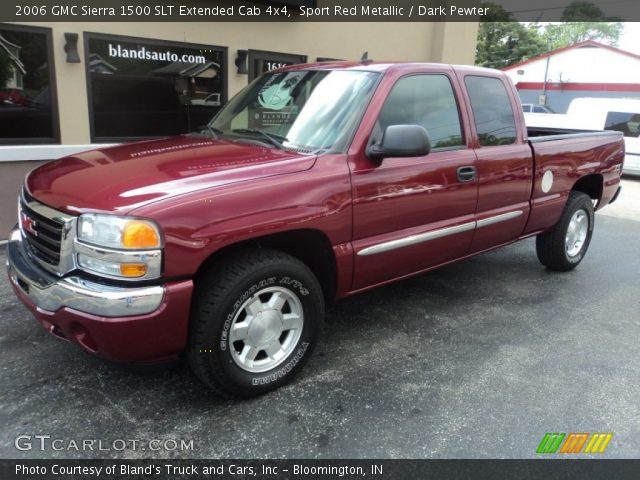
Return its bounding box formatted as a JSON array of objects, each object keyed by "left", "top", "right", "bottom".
[{"left": 541, "top": 37, "right": 552, "bottom": 106}]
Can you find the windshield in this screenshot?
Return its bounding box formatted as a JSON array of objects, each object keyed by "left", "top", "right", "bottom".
[{"left": 210, "top": 70, "right": 380, "bottom": 152}]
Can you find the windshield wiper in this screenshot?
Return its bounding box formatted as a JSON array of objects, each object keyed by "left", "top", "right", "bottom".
[{"left": 231, "top": 128, "right": 288, "bottom": 149}]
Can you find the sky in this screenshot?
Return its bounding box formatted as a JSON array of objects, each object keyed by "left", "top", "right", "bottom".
[{"left": 619, "top": 23, "right": 640, "bottom": 54}]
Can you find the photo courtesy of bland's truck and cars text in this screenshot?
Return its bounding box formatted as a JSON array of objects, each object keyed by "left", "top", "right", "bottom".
[{"left": 1, "top": 1, "right": 640, "bottom": 479}]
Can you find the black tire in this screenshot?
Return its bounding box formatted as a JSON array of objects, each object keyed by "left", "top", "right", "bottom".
[
  {"left": 187, "top": 249, "right": 324, "bottom": 397},
  {"left": 536, "top": 191, "right": 595, "bottom": 271}
]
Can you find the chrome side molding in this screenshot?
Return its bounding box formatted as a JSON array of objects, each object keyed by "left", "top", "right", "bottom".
[
  {"left": 476, "top": 210, "right": 523, "bottom": 228},
  {"left": 358, "top": 222, "right": 475, "bottom": 256},
  {"left": 357, "top": 210, "right": 524, "bottom": 256}
]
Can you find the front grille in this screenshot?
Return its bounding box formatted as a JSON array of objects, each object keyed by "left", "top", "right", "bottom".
[{"left": 20, "top": 195, "right": 64, "bottom": 267}]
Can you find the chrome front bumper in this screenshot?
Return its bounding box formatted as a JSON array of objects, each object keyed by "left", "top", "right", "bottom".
[{"left": 7, "top": 229, "right": 164, "bottom": 317}]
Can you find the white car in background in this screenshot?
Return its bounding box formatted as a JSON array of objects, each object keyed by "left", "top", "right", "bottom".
[
  {"left": 525, "top": 97, "right": 640, "bottom": 176},
  {"left": 521, "top": 103, "right": 555, "bottom": 113}
]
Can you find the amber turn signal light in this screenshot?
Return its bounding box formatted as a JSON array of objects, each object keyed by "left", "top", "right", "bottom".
[
  {"left": 119, "top": 263, "right": 148, "bottom": 277},
  {"left": 121, "top": 221, "right": 160, "bottom": 249}
]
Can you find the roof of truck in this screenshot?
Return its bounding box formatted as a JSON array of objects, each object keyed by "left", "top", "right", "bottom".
[{"left": 278, "top": 61, "right": 502, "bottom": 76}]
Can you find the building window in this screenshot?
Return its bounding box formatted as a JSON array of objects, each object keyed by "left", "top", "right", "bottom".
[
  {"left": 248, "top": 50, "right": 307, "bottom": 82},
  {"left": 85, "top": 33, "right": 227, "bottom": 142},
  {"left": 0, "top": 24, "right": 58, "bottom": 144}
]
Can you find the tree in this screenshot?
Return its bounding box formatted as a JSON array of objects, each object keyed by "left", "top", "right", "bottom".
[
  {"left": 542, "top": 2, "right": 623, "bottom": 49},
  {"left": 475, "top": 1, "right": 624, "bottom": 68},
  {"left": 475, "top": 3, "right": 547, "bottom": 68},
  {"left": 561, "top": 1, "right": 622, "bottom": 21}
]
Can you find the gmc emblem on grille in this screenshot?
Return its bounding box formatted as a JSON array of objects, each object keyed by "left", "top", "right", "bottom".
[{"left": 20, "top": 212, "right": 38, "bottom": 236}]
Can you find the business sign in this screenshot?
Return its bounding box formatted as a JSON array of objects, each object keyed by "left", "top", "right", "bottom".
[
  {"left": 248, "top": 50, "right": 307, "bottom": 81},
  {"left": 86, "top": 34, "right": 226, "bottom": 140}
]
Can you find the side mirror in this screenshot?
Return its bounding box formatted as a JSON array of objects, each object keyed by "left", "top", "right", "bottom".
[{"left": 367, "top": 124, "right": 431, "bottom": 161}]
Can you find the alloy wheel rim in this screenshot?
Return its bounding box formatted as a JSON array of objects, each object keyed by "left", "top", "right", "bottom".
[
  {"left": 229, "top": 286, "right": 304, "bottom": 373},
  {"left": 565, "top": 209, "right": 588, "bottom": 258}
]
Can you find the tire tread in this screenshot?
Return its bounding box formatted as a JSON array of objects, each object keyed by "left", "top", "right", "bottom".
[
  {"left": 536, "top": 191, "right": 594, "bottom": 271},
  {"left": 187, "top": 249, "right": 322, "bottom": 398}
]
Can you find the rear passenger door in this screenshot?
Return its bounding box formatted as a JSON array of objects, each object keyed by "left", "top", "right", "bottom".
[
  {"left": 349, "top": 72, "right": 478, "bottom": 290},
  {"left": 461, "top": 75, "right": 533, "bottom": 253}
]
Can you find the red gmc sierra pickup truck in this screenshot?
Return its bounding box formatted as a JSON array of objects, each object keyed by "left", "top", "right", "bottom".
[{"left": 7, "top": 62, "right": 624, "bottom": 397}]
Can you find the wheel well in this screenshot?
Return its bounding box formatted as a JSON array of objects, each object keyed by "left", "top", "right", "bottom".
[
  {"left": 196, "top": 229, "right": 337, "bottom": 301},
  {"left": 572, "top": 174, "right": 603, "bottom": 202}
]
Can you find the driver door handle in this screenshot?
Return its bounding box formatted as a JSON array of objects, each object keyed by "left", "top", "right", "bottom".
[{"left": 457, "top": 166, "right": 476, "bottom": 182}]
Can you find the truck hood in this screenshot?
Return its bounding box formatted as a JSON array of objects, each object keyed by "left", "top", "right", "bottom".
[{"left": 26, "top": 135, "right": 317, "bottom": 215}]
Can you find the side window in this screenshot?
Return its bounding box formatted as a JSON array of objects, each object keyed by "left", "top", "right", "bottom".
[
  {"left": 533, "top": 106, "right": 547, "bottom": 113},
  {"left": 605, "top": 111, "right": 640, "bottom": 137},
  {"left": 522, "top": 105, "right": 530, "bottom": 112},
  {"left": 465, "top": 76, "right": 517, "bottom": 146},
  {"left": 378, "top": 74, "right": 464, "bottom": 149}
]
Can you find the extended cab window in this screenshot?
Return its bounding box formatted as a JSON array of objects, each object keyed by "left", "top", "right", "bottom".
[
  {"left": 605, "top": 111, "right": 640, "bottom": 137},
  {"left": 465, "top": 76, "right": 517, "bottom": 146},
  {"left": 378, "top": 74, "right": 464, "bottom": 149}
]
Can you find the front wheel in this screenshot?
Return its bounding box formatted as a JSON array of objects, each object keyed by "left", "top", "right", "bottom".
[
  {"left": 187, "top": 249, "right": 324, "bottom": 397},
  {"left": 536, "top": 191, "right": 595, "bottom": 271}
]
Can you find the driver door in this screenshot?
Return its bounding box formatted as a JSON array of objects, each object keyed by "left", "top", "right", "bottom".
[{"left": 349, "top": 72, "right": 478, "bottom": 290}]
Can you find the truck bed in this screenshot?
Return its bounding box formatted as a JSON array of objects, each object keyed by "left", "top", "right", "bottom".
[{"left": 527, "top": 126, "right": 622, "bottom": 143}]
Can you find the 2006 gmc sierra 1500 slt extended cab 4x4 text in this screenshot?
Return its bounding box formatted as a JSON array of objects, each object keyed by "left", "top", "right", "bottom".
[{"left": 7, "top": 62, "right": 624, "bottom": 397}]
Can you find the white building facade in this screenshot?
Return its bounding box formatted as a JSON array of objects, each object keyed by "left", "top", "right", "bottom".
[{"left": 503, "top": 40, "right": 640, "bottom": 113}]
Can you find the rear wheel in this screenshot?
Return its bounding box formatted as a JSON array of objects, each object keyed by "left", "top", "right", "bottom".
[
  {"left": 536, "top": 191, "right": 594, "bottom": 271},
  {"left": 187, "top": 249, "right": 324, "bottom": 397}
]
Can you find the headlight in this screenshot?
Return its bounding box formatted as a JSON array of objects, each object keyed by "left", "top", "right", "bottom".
[
  {"left": 76, "top": 214, "right": 163, "bottom": 281},
  {"left": 78, "top": 214, "right": 161, "bottom": 250}
]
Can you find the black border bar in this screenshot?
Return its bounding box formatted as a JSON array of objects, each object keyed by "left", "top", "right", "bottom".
[
  {"left": 3, "top": 0, "right": 640, "bottom": 22},
  {"left": 2, "top": 459, "right": 640, "bottom": 480}
]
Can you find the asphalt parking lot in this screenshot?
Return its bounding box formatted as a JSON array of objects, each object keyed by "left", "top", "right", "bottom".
[{"left": 0, "top": 178, "right": 639, "bottom": 460}]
